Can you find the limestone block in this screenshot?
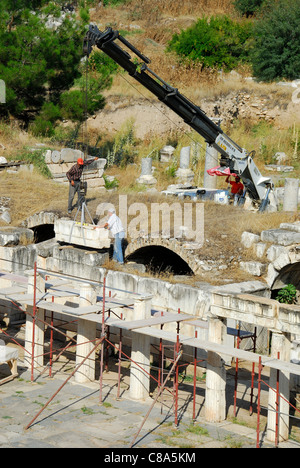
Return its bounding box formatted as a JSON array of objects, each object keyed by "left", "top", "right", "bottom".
[
  {"left": 160, "top": 145, "right": 175, "bottom": 162},
  {"left": 45, "top": 150, "right": 52, "bottom": 164},
  {"left": 254, "top": 242, "right": 267, "bottom": 258},
  {"left": 265, "top": 263, "right": 279, "bottom": 287},
  {"left": 239, "top": 261, "right": 266, "bottom": 276},
  {"left": 0, "top": 244, "right": 36, "bottom": 273},
  {"left": 277, "top": 304, "right": 300, "bottom": 334},
  {"left": 54, "top": 218, "right": 110, "bottom": 249},
  {"left": 241, "top": 231, "right": 260, "bottom": 248},
  {"left": 266, "top": 244, "right": 287, "bottom": 262},
  {"left": 261, "top": 228, "right": 300, "bottom": 246},
  {"left": 273, "top": 252, "right": 291, "bottom": 271},
  {"left": 280, "top": 222, "right": 300, "bottom": 233},
  {"left": 47, "top": 163, "right": 66, "bottom": 175},
  {"left": 136, "top": 174, "right": 157, "bottom": 185},
  {"left": 86, "top": 158, "right": 107, "bottom": 171},
  {"left": 60, "top": 148, "right": 83, "bottom": 163},
  {"left": 288, "top": 246, "right": 300, "bottom": 263},
  {"left": 0, "top": 209, "right": 11, "bottom": 224},
  {"left": 175, "top": 167, "right": 194, "bottom": 183},
  {"left": 0, "top": 227, "right": 34, "bottom": 247},
  {"left": 86, "top": 177, "right": 105, "bottom": 188}
]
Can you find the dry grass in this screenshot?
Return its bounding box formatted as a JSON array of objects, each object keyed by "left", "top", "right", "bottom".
[
  {"left": 0, "top": 170, "right": 69, "bottom": 226},
  {"left": 126, "top": 0, "right": 235, "bottom": 20},
  {"left": 0, "top": 122, "right": 39, "bottom": 159}
]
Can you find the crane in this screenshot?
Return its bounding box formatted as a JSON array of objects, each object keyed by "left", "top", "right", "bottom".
[{"left": 83, "top": 24, "right": 278, "bottom": 212}]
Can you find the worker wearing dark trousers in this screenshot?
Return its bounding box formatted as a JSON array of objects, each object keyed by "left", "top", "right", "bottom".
[{"left": 66, "top": 157, "right": 98, "bottom": 213}]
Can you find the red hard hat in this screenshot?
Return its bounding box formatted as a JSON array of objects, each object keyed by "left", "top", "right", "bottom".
[{"left": 77, "top": 158, "right": 84, "bottom": 165}]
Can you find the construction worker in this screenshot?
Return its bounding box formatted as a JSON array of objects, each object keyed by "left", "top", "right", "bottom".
[
  {"left": 98, "top": 208, "right": 125, "bottom": 264},
  {"left": 226, "top": 175, "right": 244, "bottom": 205},
  {"left": 66, "top": 157, "right": 98, "bottom": 214}
]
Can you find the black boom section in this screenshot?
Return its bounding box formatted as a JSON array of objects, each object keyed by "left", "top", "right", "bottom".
[{"left": 83, "top": 25, "right": 222, "bottom": 145}]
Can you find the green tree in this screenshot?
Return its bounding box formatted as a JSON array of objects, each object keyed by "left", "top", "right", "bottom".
[
  {"left": 0, "top": 1, "right": 111, "bottom": 131},
  {"left": 251, "top": 0, "right": 300, "bottom": 81},
  {"left": 167, "top": 16, "right": 253, "bottom": 71}
]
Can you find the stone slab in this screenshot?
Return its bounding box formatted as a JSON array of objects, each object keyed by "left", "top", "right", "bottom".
[
  {"left": 261, "top": 228, "right": 300, "bottom": 246},
  {"left": 280, "top": 222, "right": 300, "bottom": 233},
  {"left": 54, "top": 219, "right": 110, "bottom": 249}
]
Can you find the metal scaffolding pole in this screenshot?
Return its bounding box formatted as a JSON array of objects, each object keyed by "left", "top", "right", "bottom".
[
  {"left": 130, "top": 350, "right": 183, "bottom": 448},
  {"left": 24, "top": 336, "right": 105, "bottom": 430}
]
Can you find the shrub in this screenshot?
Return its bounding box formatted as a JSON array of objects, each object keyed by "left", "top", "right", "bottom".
[
  {"left": 233, "top": 0, "right": 265, "bottom": 17},
  {"left": 30, "top": 102, "right": 62, "bottom": 137},
  {"left": 276, "top": 284, "right": 297, "bottom": 305},
  {"left": 167, "top": 15, "right": 253, "bottom": 71}
]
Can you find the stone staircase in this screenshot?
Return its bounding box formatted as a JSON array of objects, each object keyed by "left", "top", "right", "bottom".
[{"left": 240, "top": 221, "right": 300, "bottom": 288}]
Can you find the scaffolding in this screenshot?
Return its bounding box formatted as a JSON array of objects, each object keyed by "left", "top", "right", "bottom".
[{"left": 0, "top": 261, "right": 300, "bottom": 448}]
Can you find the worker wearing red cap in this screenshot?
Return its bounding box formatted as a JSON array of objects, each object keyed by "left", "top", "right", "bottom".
[{"left": 66, "top": 156, "right": 98, "bottom": 214}]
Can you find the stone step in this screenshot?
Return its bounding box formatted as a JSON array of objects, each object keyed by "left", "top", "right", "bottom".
[
  {"left": 280, "top": 222, "right": 300, "bottom": 233},
  {"left": 261, "top": 228, "right": 300, "bottom": 246}
]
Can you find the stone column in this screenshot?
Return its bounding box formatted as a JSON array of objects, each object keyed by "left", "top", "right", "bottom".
[
  {"left": 203, "top": 143, "right": 218, "bottom": 189},
  {"left": 267, "top": 331, "right": 291, "bottom": 443},
  {"left": 136, "top": 158, "right": 157, "bottom": 185},
  {"left": 75, "top": 283, "right": 97, "bottom": 383},
  {"left": 179, "top": 146, "right": 190, "bottom": 169},
  {"left": 283, "top": 178, "right": 299, "bottom": 212},
  {"left": 141, "top": 158, "right": 152, "bottom": 176},
  {"left": 205, "top": 316, "right": 227, "bottom": 423},
  {"left": 129, "top": 294, "right": 152, "bottom": 400},
  {"left": 176, "top": 146, "right": 194, "bottom": 183},
  {"left": 24, "top": 270, "right": 45, "bottom": 371}
]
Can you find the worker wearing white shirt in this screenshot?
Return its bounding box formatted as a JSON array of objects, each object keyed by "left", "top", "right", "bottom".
[{"left": 99, "top": 208, "right": 125, "bottom": 263}]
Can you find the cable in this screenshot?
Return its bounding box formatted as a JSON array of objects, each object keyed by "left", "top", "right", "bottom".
[{"left": 114, "top": 67, "right": 220, "bottom": 167}]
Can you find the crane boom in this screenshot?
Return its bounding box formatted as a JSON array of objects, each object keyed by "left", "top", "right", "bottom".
[{"left": 83, "top": 24, "right": 277, "bottom": 211}]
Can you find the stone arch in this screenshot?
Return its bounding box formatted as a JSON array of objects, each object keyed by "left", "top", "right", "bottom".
[
  {"left": 24, "top": 211, "right": 59, "bottom": 243},
  {"left": 24, "top": 211, "right": 59, "bottom": 229},
  {"left": 271, "top": 262, "right": 300, "bottom": 291},
  {"left": 125, "top": 237, "right": 199, "bottom": 275}
]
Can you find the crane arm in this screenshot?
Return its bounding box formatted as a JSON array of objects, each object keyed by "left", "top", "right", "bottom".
[{"left": 83, "top": 24, "right": 276, "bottom": 209}]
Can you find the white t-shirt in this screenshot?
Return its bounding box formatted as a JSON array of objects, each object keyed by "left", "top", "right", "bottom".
[{"left": 107, "top": 213, "right": 124, "bottom": 236}]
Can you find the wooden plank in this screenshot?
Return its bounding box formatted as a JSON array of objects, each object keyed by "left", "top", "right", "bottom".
[
  {"left": 133, "top": 327, "right": 300, "bottom": 376},
  {"left": 0, "top": 272, "right": 28, "bottom": 284},
  {"left": 107, "top": 312, "right": 193, "bottom": 331},
  {"left": 0, "top": 286, "right": 27, "bottom": 296},
  {"left": 44, "top": 289, "right": 80, "bottom": 298},
  {"left": 97, "top": 297, "right": 135, "bottom": 308},
  {"left": 62, "top": 304, "right": 102, "bottom": 315},
  {"left": 4, "top": 293, "right": 45, "bottom": 303},
  {"left": 181, "top": 319, "right": 208, "bottom": 329},
  {"left": 46, "top": 284, "right": 79, "bottom": 295}
]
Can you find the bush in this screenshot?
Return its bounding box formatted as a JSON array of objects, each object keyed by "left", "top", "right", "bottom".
[
  {"left": 251, "top": 0, "right": 300, "bottom": 81},
  {"left": 167, "top": 15, "right": 253, "bottom": 71},
  {"left": 276, "top": 284, "right": 297, "bottom": 304},
  {"left": 233, "top": 0, "right": 265, "bottom": 17},
  {"left": 30, "top": 102, "right": 62, "bottom": 137}
]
